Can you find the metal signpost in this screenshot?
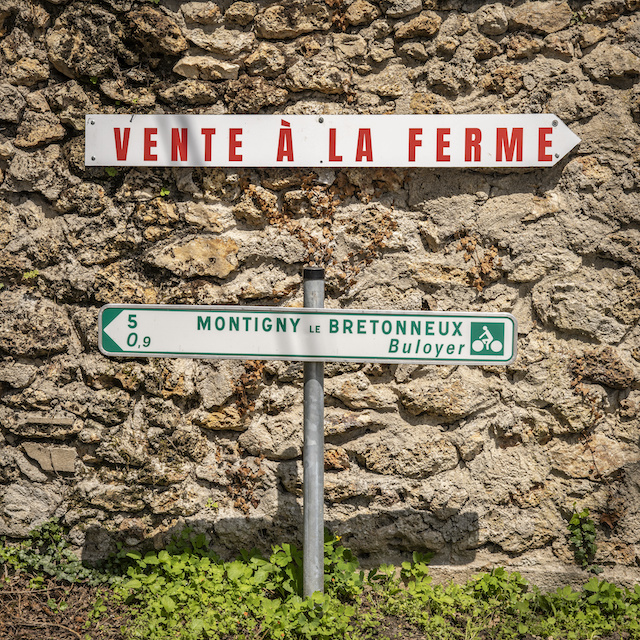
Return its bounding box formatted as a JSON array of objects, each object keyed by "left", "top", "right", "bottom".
[
  {"left": 90, "top": 111, "right": 577, "bottom": 597},
  {"left": 99, "top": 289, "right": 517, "bottom": 597}
]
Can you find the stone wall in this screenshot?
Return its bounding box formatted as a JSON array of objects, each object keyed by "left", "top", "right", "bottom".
[{"left": 1, "top": 0, "right": 640, "bottom": 581}]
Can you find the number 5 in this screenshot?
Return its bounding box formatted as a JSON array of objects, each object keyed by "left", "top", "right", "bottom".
[{"left": 128, "top": 314, "right": 137, "bottom": 328}]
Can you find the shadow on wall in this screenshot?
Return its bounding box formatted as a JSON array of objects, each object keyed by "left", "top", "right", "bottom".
[{"left": 80, "top": 462, "right": 479, "bottom": 568}]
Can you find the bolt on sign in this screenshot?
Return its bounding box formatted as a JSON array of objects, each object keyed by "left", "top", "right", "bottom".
[
  {"left": 86, "top": 114, "right": 580, "bottom": 168},
  {"left": 99, "top": 305, "right": 517, "bottom": 366}
]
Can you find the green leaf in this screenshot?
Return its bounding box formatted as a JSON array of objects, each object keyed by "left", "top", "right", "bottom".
[{"left": 161, "top": 595, "right": 176, "bottom": 613}]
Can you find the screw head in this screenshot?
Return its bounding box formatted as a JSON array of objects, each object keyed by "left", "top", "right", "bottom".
[
  {"left": 91, "top": 156, "right": 96, "bottom": 161},
  {"left": 318, "top": 117, "right": 324, "bottom": 123},
  {"left": 552, "top": 120, "right": 558, "bottom": 127},
  {"left": 90, "top": 120, "right": 95, "bottom": 125}
]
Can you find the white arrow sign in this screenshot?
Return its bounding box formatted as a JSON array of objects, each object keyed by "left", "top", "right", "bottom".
[
  {"left": 99, "top": 304, "right": 517, "bottom": 365},
  {"left": 86, "top": 114, "right": 579, "bottom": 168}
]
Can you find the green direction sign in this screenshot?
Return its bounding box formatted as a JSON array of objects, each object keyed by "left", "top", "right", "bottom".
[{"left": 99, "top": 304, "right": 517, "bottom": 365}]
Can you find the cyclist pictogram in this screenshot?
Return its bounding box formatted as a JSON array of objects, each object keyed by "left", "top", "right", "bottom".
[{"left": 470, "top": 322, "right": 504, "bottom": 355}]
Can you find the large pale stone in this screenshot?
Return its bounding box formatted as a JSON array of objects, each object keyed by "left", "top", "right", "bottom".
[
  {"left": 185, "top": 28, "right": 255, "bottom": 57},
  {"left": 345, "top": 426, "right": 459, "bottom": 478},
  {"left": 225, "top": 2, "right": 258, "bottom": 26},
  {"left": 244, "top": 42, "right": 286, "bottom": 77},
  {"left": 532, "top": 269, "right": 640, "bottom": 343},
  {"left": 22, "top": 442, "right": 77, "bottom": 473},
  {"left": 6, "top": 145, "right": 79, "bottom": 200},
  {"left": 182, "top": 1, "right": 221, "bottom": 25},
  {"left": 344, "top": 0, "right": 380, "bottom": 25},
  {"left": 14, "top": 111, "right": 66, "bottom": 148},
  {"left": 475, "top": 3, "right": 508, "bottom": 35},
  {"left": 385, "top": 0, "right": 421, "bottom": 19},
  {"left": 509, "top": 1, "right": 572, "bottom": 34},
  {"left": 0, "top": 291, "right": 73, "bottom": 357},
  {"left": 8, "top": 58, "right": 50, "bottom": 86},
  {"left": 547, "top": 433, "right": 640, "bottom": 479},
  {"left": 395, "top": 11, "right": 441, "bottom": 39},
  {"left": 400, "top": 373, "right": 497, "bottom": 421},
  {"left": 173, "top": 56, "right": 240, "bottom": 81},
  {"left": 147, "top": 237, "right": 239, "bottom": 278},
  {"left": 286, "top": 60, "right": 349, "bottom": 94},
  {"left": 0, "top": 482, "right": 66, "bottom": 536},
  {"left": 326, "top": 372, "right": 398, "bottom": 409},
  {"left": 582, "top": 44, "right": 640, "bottom": 83}
]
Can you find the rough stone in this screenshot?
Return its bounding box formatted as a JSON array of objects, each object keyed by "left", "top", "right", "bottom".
[
  {"left": 532, "top": 269, "right": 640, "bottom": 343},
  {"left": 582, "top": 43, "right": 640, "bottom": 82},
  {"left": 5, "top": 145, "right": 79, "bottom": 200},
  {"left": 14, "top": 111, "right": 66, "bottom": 149},
  {"left": 254, "top": 2, "right": 331, "bottom": 39},
  {"left": 8, "top": 58, "right": 50, "bottom": 86},
  {"left": 333, "top": 34, "right": 367, "bottom": 59},
  {"left": 326, "top": 372, "right": 398, "bottom": 409},
  {"left": 244, "top": 42, "right": 286, "bottom": 77},
  {"left": 146, "top": 237, "right": 240, "bottom": 278},
  {"left": 128, "top": 6, "right": 188, "bottom": 55},
  {"left": 173, "top": 56, "right": 240, "bottom": 81},
  {"left": 384, "top": 0, "right": 422, "bottom": 19},
  {"left": 509, "top": 1, "right": 573, "bottom": 34},
  {"left": 286, "top": 60, "right": 349, "bottom": 94},
  {"left": 400, "top": 372, "right": 497, "bottom": 421},
  {"left": 157, "top": 79, "right": 219, "bottom": 105},
  {"left": 0, "top": 362, "right": 38, "bottom": 388},
  {"left": 22, "top": 442, "right": 77, "bottom": 473},
  {"left": 0, "top": 291, "right": 73, "bottom": 357},
  {"left": 185, "top": 27, "right": 255, "bottom": 57},
  {"left": 0, "top": 482, "right": 66, "bottom": 536},
  {"left": 0, "top": 83, "right": 27, "bottom": 123},
  {"left": 395, "top": 11, "right": 442, "bottom": 39},
  {"left": 547, "top": 433, "right": 640, "bottom": 479},
  {"left": 344, "top": 0, "right": 381, "bottom": 26},
  {"left": 345, "top": 426, "right": 459, "bottom": 478},
  {"left": 224, "top": 76, "right": 288, "bottom": 113},
  {"left": 225, "top": 2, "right": 258, "bottom": 26},
  {"left": 572, "top": 347, "right": 636, "bottom": 389},
  {"left": 44, "top": 81, "right": 92, "bottom": 130},
  {"left": 475, "top": 3, "right": 509, "bottom": 35},
  {"left": 181, "top": 1, "right": 221, "bottom": 25},
  {"left": 45, "top": 5, "right": 120, "bottom": 79}
]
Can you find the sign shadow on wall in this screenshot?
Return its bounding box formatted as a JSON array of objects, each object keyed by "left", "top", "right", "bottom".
[{"left": 80, "top": 459, "right": 479, "bottom": 568}]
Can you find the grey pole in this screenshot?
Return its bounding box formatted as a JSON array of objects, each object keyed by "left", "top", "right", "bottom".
[{"left": 303, "top": 266, "right": 325, "bottom": 597}]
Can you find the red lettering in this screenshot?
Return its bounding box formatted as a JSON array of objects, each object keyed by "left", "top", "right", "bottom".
[
  {"left": 496, "top": 128, "right": 523, "bottom": 162},
  {"left": 114, "top": 128, "right": 130, "bottom": 161},
  {"left": 408, "top": 128, "right": 422, "bottom": 162},
  {"left": 329, "top": 128, "right": 342, "bottom": 162},
  {"left": 538, "top": 127, "right": 553, "bottom": 161},
  {"left": 465, "top": 128, "right": 482, "bottom": 162},
  {"left": 171, "top": 128, "right": 188, "bottom": 162},
  {"left": 436, "top": 128, "right": 450, "bottom": 162},
  {"left": 277, "top": 126, "right": 294, "bottom": 162},
  {"left": 229, "top": 128, "right": 243, "bottom": 161},
  {"left": 201, "top": 128, "right": 216, "bottom": 162},
  {"left": 144, "top": 128, "right": 157, "bottom": 162},
  {"left": 355, "top": 128, "right": 373, "bottom": 162}
]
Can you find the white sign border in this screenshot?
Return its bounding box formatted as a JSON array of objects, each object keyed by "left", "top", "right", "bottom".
[{"left": 99, "top": 303, "right": 518, "bottom": 366}]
